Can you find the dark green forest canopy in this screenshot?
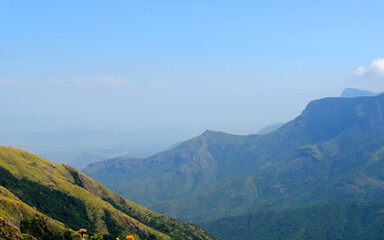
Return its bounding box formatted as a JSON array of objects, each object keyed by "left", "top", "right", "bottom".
[{"left": 201, "top": 200, "right": 384, "bottom": 240}]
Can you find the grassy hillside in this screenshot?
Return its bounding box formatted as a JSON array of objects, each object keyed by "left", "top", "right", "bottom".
[
  {"left": 201, "top": 200, "right": 384, "bottom": 240},
  {"left": 0, "top": 146, "right": 215, "bottom": 240},
  {"left": 0, "top": 185, "right": 69, "bottom": 231},
  {"left": 0, "top": 185, "right": 74, "bottom": 240}
]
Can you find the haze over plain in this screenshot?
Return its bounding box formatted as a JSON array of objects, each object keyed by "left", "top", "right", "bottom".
[{"left": 1, "top": 1, "right": 384, "bottom": 159}]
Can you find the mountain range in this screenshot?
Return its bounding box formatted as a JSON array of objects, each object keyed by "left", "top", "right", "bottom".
[
  {"left": 84, "top": 92, "right": 384, "bottom": 228},
  {"left": 3, "top": 88, "right": 383, "bottom": 239},
  {"left": 0, "top": 146, "right": 215, "bottom": 240}
]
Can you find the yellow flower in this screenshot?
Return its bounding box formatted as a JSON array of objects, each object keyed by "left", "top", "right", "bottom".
[
  {"left": 78, "top": 228, "right": 87, "bottom": 234},
  {"left": 126, "top": 235, "right": 135, "bottom": 240}
]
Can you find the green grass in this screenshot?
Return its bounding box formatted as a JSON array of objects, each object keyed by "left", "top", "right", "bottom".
[
  {"left": 0, "top": 166, "right": 94, "bottom": 230},
  {"left": 0, "top": 186, "right": 70, "bottom": 235},
  {"left": 0, "top": 146, "right": 215, "bottom": 240}
]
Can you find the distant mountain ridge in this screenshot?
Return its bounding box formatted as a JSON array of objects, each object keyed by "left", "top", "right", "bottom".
[
  {"left": 340, "top": 87, "right": 380, "bottom": 98},
  {"left": 68, "top": 151, "right": 107, "bottom": 170},
  {"left": 84, "top": 93, "right": 384, "bottom": 224},
  {"left": 256, "top": 122, "right": 284, "bottom": 135}
]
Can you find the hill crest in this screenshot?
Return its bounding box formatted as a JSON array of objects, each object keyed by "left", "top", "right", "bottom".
[{"left": 0, "top": 146, "right": 215, "bottom": 239}]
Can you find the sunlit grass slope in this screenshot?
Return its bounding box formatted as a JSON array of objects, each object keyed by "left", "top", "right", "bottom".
[
  {"left": 0, "top": 146, "right": 215, "bottom": 240},
  {"left": 0, "top": 185, "right": 68, "bottom": 231}
]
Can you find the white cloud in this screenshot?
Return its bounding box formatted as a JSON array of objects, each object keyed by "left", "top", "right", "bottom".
[
  {"left": 72, "top": 75, "right": 132, "bottom": 87},
  {"left": 73, "top": 76, "right": 86, "bottom": 84},
  {"left": 48, "top": 77, "right": 62, "bottom": 83},
  {"left": 353, "top": 58, "right": 384, "bottom": 76},
  {"left": 0, "top": 77, "right": 18, "bottom": 86},
  {"left": 150, "top": 80, "right": 177, "bottom": 91},
  {"left": 91, "top": 76, "right": 132, "bottom": 87},
  {"left": 193, "top": 5, "right": 206, "bottom": 11}
]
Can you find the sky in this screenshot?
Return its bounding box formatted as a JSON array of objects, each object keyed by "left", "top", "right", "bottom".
[{"left": 1, "top": 0, "right": 384, "bottom": 138}]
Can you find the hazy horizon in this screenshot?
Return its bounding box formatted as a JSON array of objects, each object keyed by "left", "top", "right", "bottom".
[{"left": 2, "top": 1, "right": 384, "bottom": 160}]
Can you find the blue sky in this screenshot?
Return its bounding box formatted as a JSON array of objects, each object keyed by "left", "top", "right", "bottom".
[{"left": 1, "top": 0, "right": 384, "bottom": 137}]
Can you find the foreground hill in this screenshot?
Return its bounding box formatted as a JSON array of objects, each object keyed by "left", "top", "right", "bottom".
[
  {"left": 84, "top": 93, "right": 384, "bottom": 224},
  {"left": 201, "top": 200, "right": 384, "bottom": 240},
  {"left": 0, "top": 146, "right": 215, "bottom": 240},
  {"left": 0, "top": 185, "right": 71, "bottom": 239}
]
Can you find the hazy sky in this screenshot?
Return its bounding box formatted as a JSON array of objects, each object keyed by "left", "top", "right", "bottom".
[{"left": 1, "top": 0, "right": 384, "bottom": 136}]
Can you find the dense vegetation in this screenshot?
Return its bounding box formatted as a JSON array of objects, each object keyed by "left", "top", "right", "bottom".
[
  {"left": 0, "top": 166, "right": 93, "bottom": 231},
  {"left": 201, "top": 200, "right": 384, "bottom": 240},
  {"left": 20, "top": 216, "right": 72, "bottom": 240},
  {"left": 0, "top": 146, "right": 215, "bottom": 240}
]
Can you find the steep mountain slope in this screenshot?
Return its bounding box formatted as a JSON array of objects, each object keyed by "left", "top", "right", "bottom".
[
  {"left": 84, "top": 94, "right": 384, "bottom": 222},
  {"left": 0, "top": 185, "right": 71, "bottom": 239},
  {"left": 0, "top": 146, "right": 215, "bottom": 240},
  {"left": 201, "top": 200, "right": 384, "bottom": 240}
]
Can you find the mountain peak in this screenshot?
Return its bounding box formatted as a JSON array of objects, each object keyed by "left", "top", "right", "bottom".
[
  {"left": 294, "top": 93, "right": 384, "bottom": 142},
  {"left": 340, "top": 88, "right": 379, "bottom": 98},
  {"left": 199, "top": 129, "right": 236, "bottom": 139},
  {"left": 202, "top": 129, "right": 214, "bottom": 136}
]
